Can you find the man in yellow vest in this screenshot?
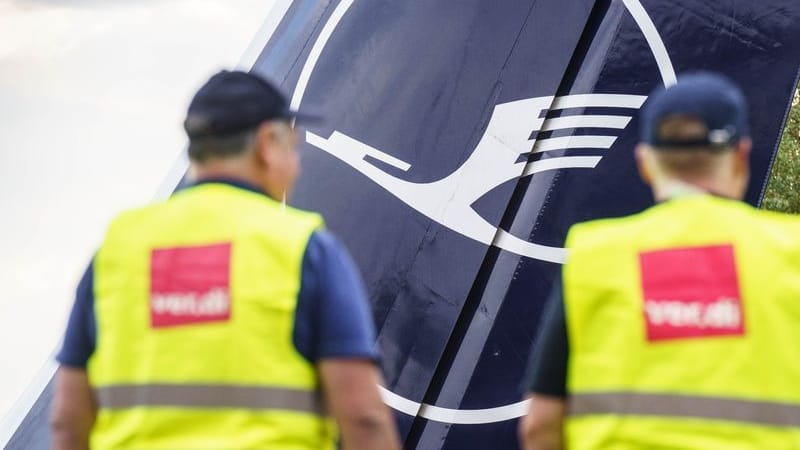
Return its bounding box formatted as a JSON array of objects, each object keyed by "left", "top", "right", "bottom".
[
  {"left": 50, "top": 70, "right": 401, "bottom": 450},
  {"left": 519, "top": 72, "right": 800, "bottom": 449}
]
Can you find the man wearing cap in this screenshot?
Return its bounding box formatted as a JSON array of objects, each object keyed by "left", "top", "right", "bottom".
[
  {"left": 50, "top": 70, "right": 401, "bottom": 450},
  {"left": 519, "top": 72, "right": 800, "bottom": 450}
]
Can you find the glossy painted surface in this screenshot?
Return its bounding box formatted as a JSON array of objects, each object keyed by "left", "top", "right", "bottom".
[{"left": 255, "top": 0, "right": 800, "bottom": 449}]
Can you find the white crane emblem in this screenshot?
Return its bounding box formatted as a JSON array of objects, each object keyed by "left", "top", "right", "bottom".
[{"left": 307, "top": 93, "right": 645, "bottom": 263}]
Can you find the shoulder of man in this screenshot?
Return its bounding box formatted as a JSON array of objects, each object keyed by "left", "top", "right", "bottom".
[
  {"left": 111, "top": 195, "right": 177, "bottom": 225},
  {"left": 746, "top": 203, "right": 800, "bottom": 248},
  {"left": 295, "top": 229, "right": 380, "bottom": 363},
  {"left": 285, "top": 205, "right": 325, "bottom": 230}
]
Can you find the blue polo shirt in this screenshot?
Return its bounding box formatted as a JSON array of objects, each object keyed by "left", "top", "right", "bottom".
[
  {"left": 522, "top": 277, "right": 567, "bottom": 398},
  {"left": 57, "top": 179, "right": 379, "bottom": 367}
]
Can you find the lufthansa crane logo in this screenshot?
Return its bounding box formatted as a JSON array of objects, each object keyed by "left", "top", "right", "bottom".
[
  {"left": 306, "top": 94, "right": 645, "bottom": 264},
  {"left": 292, "top": 0, "right": 675, "bottom": 265},
  {"left": 290, "top": 0, "right": 677, "bottom": 424}
]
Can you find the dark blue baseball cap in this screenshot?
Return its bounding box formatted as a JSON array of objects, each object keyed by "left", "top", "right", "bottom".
[
  {"left": 184, "top": 70, "right": 314, "bottom": 138},
  {"left": 640, "top": 72, "right": 750, "bottom": 150}
]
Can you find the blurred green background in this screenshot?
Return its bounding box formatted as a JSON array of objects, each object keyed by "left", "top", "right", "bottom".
[{"left": 762, "top": 85, "right": 800, "bottom": 213}]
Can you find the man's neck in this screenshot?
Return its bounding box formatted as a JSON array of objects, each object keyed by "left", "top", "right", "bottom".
[
  {"left": 192, "top": 166, "right": 258, "bottom": 184},
  {"left": 191, "top": 165, "right": 276, "bottom": 197},
  {"left": 652, "top": 178, "right": 738, "bottom": 202},
  {"left": 656, "top": 179, "right": 709, "bottom": 201}
]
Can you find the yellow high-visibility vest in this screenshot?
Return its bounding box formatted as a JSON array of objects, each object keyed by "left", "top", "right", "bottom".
[
  {"left": 563, "top": 194, "right": 800, "bottom": 449},
  {"left": 88, "top": 182, "right": 336, "bottom": 450}
]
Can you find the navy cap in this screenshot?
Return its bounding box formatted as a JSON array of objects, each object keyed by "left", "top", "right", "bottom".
[
  {"left": 184, "top": 70, "right": 311, "bottom": 138},
  {"left": 640, "top": 72, "right": 750, "bottom": 150}
]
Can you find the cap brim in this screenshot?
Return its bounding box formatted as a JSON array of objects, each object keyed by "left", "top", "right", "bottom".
[{"left": 285, "top": 109, "right": 323, "bottom": 125}]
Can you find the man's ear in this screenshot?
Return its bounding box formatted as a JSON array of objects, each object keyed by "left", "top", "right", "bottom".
[
  {"left": 734, "top": 137, "right": 752, "bottom": 166},
  {"left": 732, "top": 137, "right": 752, "bottom": 197},
  {"left": 635, "top": 144, "right": 653, "bottom": 187},
  {"left": 254, "top": 122, "right": 274, "bottom": 167}
]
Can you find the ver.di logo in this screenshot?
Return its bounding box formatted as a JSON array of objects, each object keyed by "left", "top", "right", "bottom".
[{"left": 289, "top": 0, "right": 677, "bottom": 425}]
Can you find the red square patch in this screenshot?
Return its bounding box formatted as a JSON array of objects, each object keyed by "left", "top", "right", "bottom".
[
  {"left": 639, "top": 244, "right": 744, "bottom": 342},
  {"left": 149, "top": 243, "right": 232, "bottom": 328}
]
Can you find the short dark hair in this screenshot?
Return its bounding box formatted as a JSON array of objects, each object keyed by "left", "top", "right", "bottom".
[
  {"left": 652, "top": 149, "right": 730, "bottom": 178},
  {"left": 187, "top": 128, "right": 258, "bottom": 162},
  {"left": 655, "top": 116, "right": 735, "bottom": 153},
  {"left": 649, "top": 116, "right": 737, "bottom": 178}
]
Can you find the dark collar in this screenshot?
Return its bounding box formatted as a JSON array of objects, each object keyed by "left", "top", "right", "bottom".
[{"left": 187, "top": 177, "right": 272, "bottom": 199}]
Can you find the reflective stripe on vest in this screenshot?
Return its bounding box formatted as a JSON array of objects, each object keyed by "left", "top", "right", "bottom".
[
  {"left": 96, "top": 384, "right": 325, "bottom": 415},
  {"left": 563, "top": 195, "right": 800, "bottom": 449},
  {"left": 569, "top": 392, "right": 800, "bottom": 428}
]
